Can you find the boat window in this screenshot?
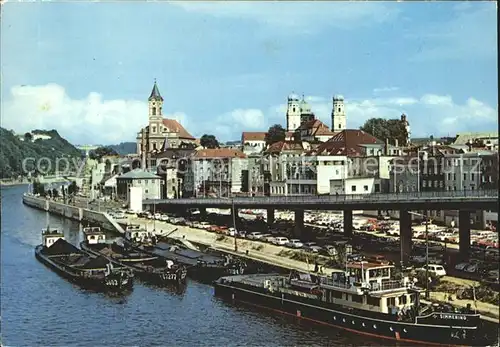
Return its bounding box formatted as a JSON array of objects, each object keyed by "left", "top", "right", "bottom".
[
  {"left": 351, "top": 295, "right": 363, "bottom": 303},
  {"left": 367, "top": 296, "right": 380, "bottom": 306}
]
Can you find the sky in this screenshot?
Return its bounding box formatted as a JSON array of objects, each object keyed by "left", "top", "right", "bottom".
[{"left": 1, "top": 1, "right": 498, "bottom": 145}]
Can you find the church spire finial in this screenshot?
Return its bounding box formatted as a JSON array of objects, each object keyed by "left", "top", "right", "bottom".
[{"left": 149, "top": 79, "right": 163, "bottom": 101}]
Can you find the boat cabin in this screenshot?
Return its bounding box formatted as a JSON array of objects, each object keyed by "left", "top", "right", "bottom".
[
  {"left": 83, "top": 227, "right": 106, "bottom": 245},
  {"left": 124, "top": 224, "right": 153, "bottom": 243},
  {"left": 294, "top": 262, "right": 421, "bottom": 316},
  {"left": 42, "top": 228, "right": 65, "bottom": 248}
]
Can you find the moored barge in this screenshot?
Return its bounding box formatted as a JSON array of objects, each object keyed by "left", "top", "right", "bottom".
[
  {"left": 214, "top": 262, "right": 497, "bottom": 346},
  {"left": 35, "top": 228, "right": 133, "bottom": 292},
  {"left": 80, "top": 227, "right": 187, "bottom": 286},
  {"left": 122, "top": 224, "right": 246, "bottom": 283}
]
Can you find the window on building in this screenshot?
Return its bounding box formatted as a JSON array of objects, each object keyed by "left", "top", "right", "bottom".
[
  {"left": 153, "top": 143, "right": 157, "bottom": 150},
  {"left": 351, "top": 185, "right": 356, "bottom": 192},
  {"left": 292, "top": 107, "right": 296, "bottom": 112},
  {"left": 453, "top": 186, "right": 457, "bottom": 191},
  {"left": 423, "top": 180, "right": 427, "bottom": 187},
  {"left": 152, "top": 126, "right": 156, "bottom": 133},
  {"left": 152, "top": 108, "right": 156, "bottom": 115},
  {"left": 453, "top": 173, "right": 456, "bottom": 180},
  {"left": 364, "top": 185, "right": 368, "bottom": 192},
  {"left": 374, "top": 184, "right": 380, "bottom": 193},
  {"left": 463, "top": 173, "right": 467, "bottom": 181},
  {"left": 471, "top": 173, "right": 475, "bottom": 181},
  {"left": 338, "top": 107, "right": 341, "bottom": 112},
  {"left": 447, "top": 173, "right": 451, "bottom": 180},
  {"left": 137, "top": 180, "right": 141, "bottom": 184},
  {"left": 338, "top": 124, "right": 341, "bottom": 129},
  {"left": 434, "top": 180, "right": 438, "bottom": 187},
  {"left": 145, "top": 189, "right": 149, "bottom": 193}
]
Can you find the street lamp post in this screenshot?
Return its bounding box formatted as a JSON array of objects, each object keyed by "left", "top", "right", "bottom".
[
  {"left": 410, "top": 210, "right": 430, "bottom": 299},
  {"left": 232, "top": 197, "right": 238, "bottom": 252}
]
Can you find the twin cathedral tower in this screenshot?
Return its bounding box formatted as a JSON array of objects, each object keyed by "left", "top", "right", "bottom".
[{"left": 285, "top": 93, "right": 346, "bottom": 133}]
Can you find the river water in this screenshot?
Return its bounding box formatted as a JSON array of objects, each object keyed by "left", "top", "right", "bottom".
[{"left": 2, "top": 185, "right": 400, "bottom": 346}]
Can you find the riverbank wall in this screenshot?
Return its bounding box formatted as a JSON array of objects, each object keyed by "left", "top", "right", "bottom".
[{"left": 22, "top": 194, "right": 124, "bottom": 234}]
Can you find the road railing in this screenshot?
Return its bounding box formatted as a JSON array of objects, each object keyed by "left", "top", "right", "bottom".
[{"left": 146, "top": 189, "right": 498, "bottom": 206}]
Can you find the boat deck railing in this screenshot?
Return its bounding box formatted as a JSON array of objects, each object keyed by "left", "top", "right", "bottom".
[
  {"left": 370, "top": 280, "right": 409, "bottom": 292},
  {"left": 319, "top": 277, "right": 351, "bottom": 289},
  {"left": 319, "top": 277, "right": 409, "bottom": 293}
]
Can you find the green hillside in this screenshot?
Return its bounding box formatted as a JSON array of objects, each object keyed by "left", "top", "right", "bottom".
[
  {"left": 107, "top": 142, "right": 136, "bottom": 155},
  {"left": 0, "top": 128, "right": 82, "bottom": 179}
]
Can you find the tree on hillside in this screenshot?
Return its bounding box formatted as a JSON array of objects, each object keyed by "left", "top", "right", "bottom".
[
  {"left": 89, "top": 146, "right": 119, "bottom": 160},
  {"left": 24, "top": 132, "right": 33, "bottom": 142},
  {"left": 360, "top": 118, "right": 408, "bottom": 145},
  {"left": 200, "top": 134, "right": 220, "bottom": 149},
  {"left": 265, "top": 124, "right": 286, "bottom": 146}
]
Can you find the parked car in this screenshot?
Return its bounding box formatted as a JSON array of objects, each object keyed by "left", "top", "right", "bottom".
[
  {"left": 455, "top": 262, "right": 469, "bottom": 271},
  {"left": 247, "top": 232, "right": 264, "bottom": 240},
  {"left": 272, "top": 237, "right": 289, "bottom": 246},
  {"left": 285, "top": 239, "right": 304, "bottom": 248},
  {"left": 113, "top": 211, "right": 126, "bottom": 219},
  {"left": 418, "top": 264, "right": 447, "bottom": 277}
]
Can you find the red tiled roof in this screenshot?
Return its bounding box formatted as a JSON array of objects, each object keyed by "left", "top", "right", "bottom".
[
  {"left": 308, "top": 129, "right": 382, "bottom": 156},
  {"left": 242, "top": 132, "right": 267, "bottom": 142},
  {"left": 162, "top": 119, "right": 195, "bottom": 140},
  {"left": 297, "top": 119, "right": 336, "bottom": 137},
  {"left": 265, "top": 141, "right": 307, "bottom": 154},
  {"left": 194, "top": 148, "right": 247, "bottom": 159}
]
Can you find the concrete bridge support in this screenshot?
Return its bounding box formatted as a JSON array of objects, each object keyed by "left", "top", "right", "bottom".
[
  {"left": 199, "top": 207, "right": 207, "bottom": 220},
  {"left": 343, "top": 210, "right": 353, "bottom": 237},
  {"left": 267, "top": 208, "right": 275, "bottom": 226},
  {"left": 294, "top": 209, "right": 304, "bottom": 238},
  {"left": 459, "top": 210, "right": 471, "bottom": 260},
  {"left": 399, "top": 209, "right": 413, "bottom": 266}
]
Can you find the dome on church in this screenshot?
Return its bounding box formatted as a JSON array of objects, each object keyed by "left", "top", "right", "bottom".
[
  {"left": 333, "top": 95, "right": 344, "bottom": 101},
  {"left": 299, "top": 99, "right": 311, "bottom": 113},
  {"left": 288, "top": 93, "right": 300, "bottom": 101}
]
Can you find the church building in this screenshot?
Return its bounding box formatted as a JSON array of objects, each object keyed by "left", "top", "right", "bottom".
[{"left": 136, "top": 81, "right": 196, "bottom": 158}]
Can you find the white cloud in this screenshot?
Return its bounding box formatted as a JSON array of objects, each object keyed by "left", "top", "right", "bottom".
[
  {"left": 2, "top": 84, "right": 497, "bottom": 144},
  {"left": 421, "top": 94, "right": 453, "bottom": 106},
  {"left": 268, "top": 93, "right": 497, "bottom": 139},
  {"left": 1, "top": 84, "right": 180, "bottom": 145},
  {"left": 170, "top": 2, "right": 400, "bottom": 32}
]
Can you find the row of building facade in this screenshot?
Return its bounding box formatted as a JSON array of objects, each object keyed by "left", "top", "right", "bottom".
[{"left": 90, "top": 82, "right": 498, "bottom": 229}]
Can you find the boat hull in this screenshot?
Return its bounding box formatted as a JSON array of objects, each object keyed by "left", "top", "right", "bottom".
[
  {"left": 214, "top": 280, "right": 496, "bottom": 346},
  {"left": 81, "top": 242, "right": 187, "bottom": 287},
  {"left": 35, "top": 246, "right": 133, "bottom": 293}
]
